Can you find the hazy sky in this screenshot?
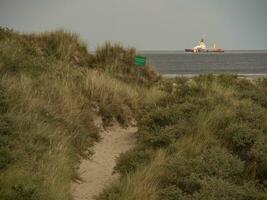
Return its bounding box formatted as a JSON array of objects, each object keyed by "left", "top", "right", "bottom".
[{"left": 0, "top": 0, "right": 267, "bottom": 50}]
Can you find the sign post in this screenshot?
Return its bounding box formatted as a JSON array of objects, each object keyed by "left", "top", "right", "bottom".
[{"left": 134, "top": 56, "right": 146, "bottom": 84}]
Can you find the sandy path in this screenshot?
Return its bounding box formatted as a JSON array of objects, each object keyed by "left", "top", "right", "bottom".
[{"left": 71, "top": 122, "right": 137, "bottom": 200}]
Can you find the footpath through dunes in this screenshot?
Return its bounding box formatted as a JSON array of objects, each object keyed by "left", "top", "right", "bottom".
[{"left": 71, "top": 118, "right": 137, "bottom": 200}]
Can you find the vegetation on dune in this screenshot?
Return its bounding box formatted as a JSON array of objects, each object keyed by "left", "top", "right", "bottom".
[
  {"left": 98, "top": 75, "right": 267, "bottom": 200},
  {"left": 1, "top": 26, "right": 267, "bottom": 200},
  {"left": 0, "top": 27, "right": 159, "bottom": 200},
  {"left": 93, "top": 42, "right": 159, "bottom": 85}
]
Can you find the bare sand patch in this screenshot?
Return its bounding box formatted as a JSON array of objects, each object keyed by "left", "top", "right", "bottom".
[{"left": 71, "top": 122, "right": 136, "bottom": 200}]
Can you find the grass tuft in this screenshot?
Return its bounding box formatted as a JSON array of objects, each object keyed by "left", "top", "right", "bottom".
[
  {"left": 0, "top": 27, "right": 161, "bottom": 200},
  {"left": 98, "top": 74, "right": 267, "bottom": 200}
]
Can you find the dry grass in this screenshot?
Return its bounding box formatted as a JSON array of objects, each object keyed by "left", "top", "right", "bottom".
[
  {"left": 85, "top": 70, "right": 139, "bottom": 111},
  {"left": 0, "top": 28, "right": 162, "bottom": 200},
  {"left": 98, "top": 150, "right": 167, "bottom": 200}
]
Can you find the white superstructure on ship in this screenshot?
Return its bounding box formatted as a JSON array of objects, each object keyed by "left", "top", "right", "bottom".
[{"left": 185, "top": 37, "right": 224, "bottom": 53}]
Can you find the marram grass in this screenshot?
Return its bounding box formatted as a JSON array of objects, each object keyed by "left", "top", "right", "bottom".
[{"left": 0, "top": 27, "right": 159, "bottom": 200}]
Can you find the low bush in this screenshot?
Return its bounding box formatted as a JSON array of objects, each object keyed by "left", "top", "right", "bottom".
[
  {"left": 114, "top": 148, "right": 151, "bottom": 174},
  {"left": 99, "top": 75, "right": 267, "bottom": 200}
]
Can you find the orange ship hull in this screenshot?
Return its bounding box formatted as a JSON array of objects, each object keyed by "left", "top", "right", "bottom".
[{"left": 207, "top": 49, "right": 224, "bottom": 53}]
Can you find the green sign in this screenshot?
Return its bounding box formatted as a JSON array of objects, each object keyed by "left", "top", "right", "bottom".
[{"left": 134, "top": 56, "right": 146, "bottom": 67}]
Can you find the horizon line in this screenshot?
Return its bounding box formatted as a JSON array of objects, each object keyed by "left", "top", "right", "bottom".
[{"left": 137, "top": 49, "right": 267, "bottom": 51}]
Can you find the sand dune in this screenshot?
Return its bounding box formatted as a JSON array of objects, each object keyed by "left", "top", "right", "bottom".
[{"left": 71, "top": 119, "right": 136, "bottom": 200}]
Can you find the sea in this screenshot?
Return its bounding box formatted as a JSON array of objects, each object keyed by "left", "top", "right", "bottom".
[{"left": 140, "top": 50, "right": 267, "bottom": 76}]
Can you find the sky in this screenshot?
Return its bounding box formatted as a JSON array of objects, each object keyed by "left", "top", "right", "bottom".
[{"left": 0, "top": 0, "right": 267, "bottom": 50}]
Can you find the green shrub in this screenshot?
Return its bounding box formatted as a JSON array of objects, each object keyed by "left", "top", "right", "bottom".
[
  {"left": 252, "top": 137, "right": 267, "bottom": 184},
  {"left": 11, "top": 184, "right": 37, "bottom": 200},
  {"left": 191, "top": 177, "right": 265, "bottom": 200},
  {"left": 235, "top": 100, "right": 266, "bottom": 129},
  {"left": 158, "top": 185, "right": 183, "bottom": 200},
  {"left": 161, "top": 147, "right": 244, "bottom": 186},
  {"left": 141, "top": 130, "right": 173, "bottom": 148},
  {"left": 0, "top": 86, "right": 8, "bottom": 113},
  {"left": 99, "top": 103, "right": 133, "bottom": 126},
  {"left": 97, "top": 183, "right": 122, "bottom": 200},
  {"left": 114, "top": 148, "right": 151, "bottom": 174},
  {"left": 219, "top": 123, "right": 257, "bottom": 159},
  {"left": 0, "top": 150, "right": 13, "bottom": 170},
  {"left": 139, "top": 103, "right": 198, "bottom": 133},
  {"left": 0, "top": 115, "right": 16, "bottom": 170},
  {"left": 99, "top": 75, "right": 267, "bottom": 200}
]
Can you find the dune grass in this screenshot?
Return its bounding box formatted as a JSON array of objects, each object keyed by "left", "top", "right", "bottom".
[
  {"left": 0, "top": 27, "right": 160, "bottom": 200},
  {"left": 98, "top": 74, "right": 267, "bottom": 200},
  {"left": 2, "top": 26, "right": 266, "bottom": 200},
  {"left": 92, "top": 42, "right": 160, "bottom": 85}
]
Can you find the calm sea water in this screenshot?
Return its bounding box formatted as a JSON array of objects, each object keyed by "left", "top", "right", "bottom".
[{"left": 140, "top": 51, "right": 267, "bottom": 75}]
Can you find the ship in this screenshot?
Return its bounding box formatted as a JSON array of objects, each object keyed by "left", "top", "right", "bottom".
[{"left": 185, "top": 37, "right": 224, "bottom": 53}]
